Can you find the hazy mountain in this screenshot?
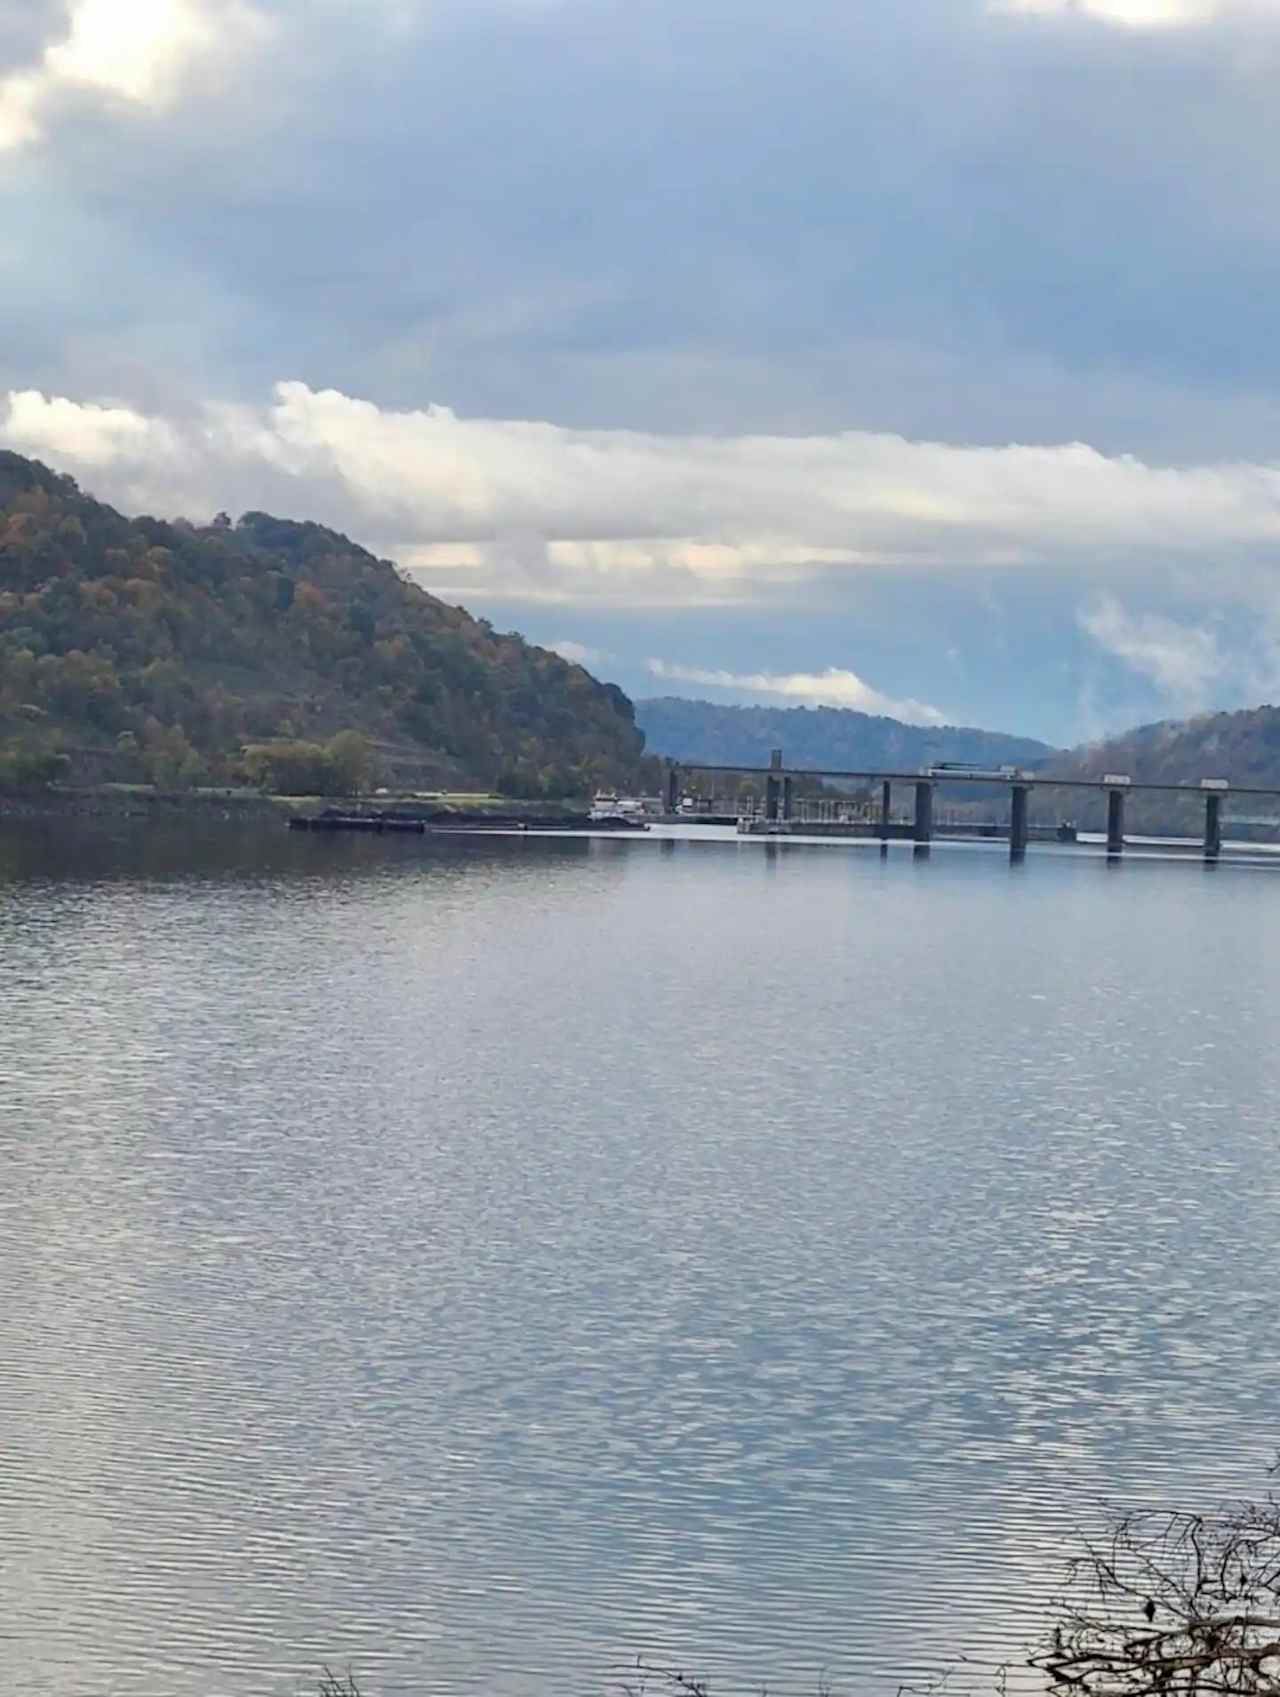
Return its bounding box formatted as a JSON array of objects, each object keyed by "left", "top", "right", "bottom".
[
  {"left": 1044, "top": 706, "right": 1280, "bottom": 788},
  {"left": 635, "top": 696, "right": 1055, "bottom": 773},
  {"left": 1032, "top": 706, "right": 1280, "bottom": 832}
]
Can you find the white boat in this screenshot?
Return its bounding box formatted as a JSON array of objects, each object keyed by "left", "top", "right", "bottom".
[{"left": 590, "top": 791, "right": 649, "bottom": 824}]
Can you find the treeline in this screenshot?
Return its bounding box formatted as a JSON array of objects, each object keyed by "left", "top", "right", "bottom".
[
  {"left": 1030, "top": 705, "right": 1280, "bottom": 834},
  {"left": 0, "top": 452, "right": 651, "bottom": 795},
  {"left": 1043, "top": 704, "right": 1280, "bottom": 789}
]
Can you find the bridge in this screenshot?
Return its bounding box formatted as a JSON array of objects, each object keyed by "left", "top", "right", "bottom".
[{"left": 659, "top": 750, "right": 1280, "bottom": 862}]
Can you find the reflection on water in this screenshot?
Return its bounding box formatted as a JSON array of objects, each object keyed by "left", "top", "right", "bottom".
[{"left": 4, "top": 821, "right": 1280, "bottom": 1697}]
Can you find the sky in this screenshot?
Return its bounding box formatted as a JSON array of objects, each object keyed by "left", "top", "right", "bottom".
[{"left": 4, "top": 0, "right": 1280, "bottom": 744}]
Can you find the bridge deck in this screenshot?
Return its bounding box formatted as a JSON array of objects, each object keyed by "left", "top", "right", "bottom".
[{"left": 677, "top": 763, "right": 1280, "bottom": 797}]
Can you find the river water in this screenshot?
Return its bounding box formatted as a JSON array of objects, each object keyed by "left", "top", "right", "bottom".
[{"left": 4, "top": 820, "right": 1280, "bottom": 1697}]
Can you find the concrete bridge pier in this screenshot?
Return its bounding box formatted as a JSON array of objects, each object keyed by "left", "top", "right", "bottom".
[
  {"left": 913, "top": 780, "right": 934, "bottom": 846},
  {"left": 880, "top": 779, "right": 891, "bottom": 841},
  {"left": 664, "top": 761, "right": 681, "bottom": 814},
  {"left": 782, "top": 775, "right": 794, "bottom": 821},
  {"left": 765, "top": 748, "right": 784, "bottom": 822},
  {"left": 1106, "top": 787, "right": 1126, "bottom": 856},
  {"left": 1204, "top": 792, "right": 1223, "bottom": 861},
  {"left": 1010, "top": 784, "right": 1029, "bottom": 860}
]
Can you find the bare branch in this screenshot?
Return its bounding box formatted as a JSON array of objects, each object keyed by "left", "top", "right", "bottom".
[{"left": 1036, "top": 1503, "right": 1280, "bottom": 1697}]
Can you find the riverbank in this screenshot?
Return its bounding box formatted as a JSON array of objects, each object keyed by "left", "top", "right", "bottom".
[
  {"left": 0, "top": 784, "right": 286, "bottom": 822},
  {"left": 0, "top": 784, "right": 596, "bottom": 826}
]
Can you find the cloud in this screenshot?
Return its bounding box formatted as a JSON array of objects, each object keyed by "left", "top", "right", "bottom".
[
  {"left": 2, "top": 388, "right": 178, "bottom": 466},
  {"left": 6, "top": 0, "right": 1280, "bottom": 477},
  {"left": 10, "top": 382, "right": 1280, "bottom": 612},
  {"left": 994, "top": 0, "right": 1223, "bottom": 25},
  {"left": 646, "top": 661, "right": 948, "bottom": 725},
  {"left": 0, "top": 0, "right": 271, "bottom": 149},
  {"left": 546, "top": 638, "right": 614, "bottom": 667},
  {"left": 1078, "top": 596, "right": 1224, "bottom": 711},
  {"left": 6, "top": 0, "right": 1280, "bottom": 742}
]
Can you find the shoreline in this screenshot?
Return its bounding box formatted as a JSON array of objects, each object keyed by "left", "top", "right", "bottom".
[
  {"left": 0, "top": 786, "right": 596, "bottom": 827},
  {"left": 0, "top": 786, "right": 287, "bottom": 822}
]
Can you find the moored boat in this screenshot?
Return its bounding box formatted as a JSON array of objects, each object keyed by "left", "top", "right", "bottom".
[{"left": 589, "top": 792, "right": 650, "bottom": 826}]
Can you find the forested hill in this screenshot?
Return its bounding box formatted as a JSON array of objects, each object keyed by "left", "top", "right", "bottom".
[
  {"left": 1043, "top": 705, "right": 1280, "bottom": 788},
  {"left": 635, "top": 696, "right": 1055, "bottom": 771},
  {"left": 0, "top": 452, "right": 647, "bottom": 794}
]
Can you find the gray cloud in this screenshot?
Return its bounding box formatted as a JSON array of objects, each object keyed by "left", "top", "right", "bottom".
[
  {"left": 8, "top": 0, "right": 1280, "bottom": 742},
  {"left": 6, "top": 0, "right": 1280, "bottom": 460},
  {"left": 0, "top": 2, "right": 69, "bottom": 71},
  {"left": 0, "top": 0, "right": 272, "bottom": 151}
]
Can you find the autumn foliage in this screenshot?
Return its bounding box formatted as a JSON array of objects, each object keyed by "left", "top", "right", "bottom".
[{"left": 0, "top": 452, "right": 649, "bottom": 795}]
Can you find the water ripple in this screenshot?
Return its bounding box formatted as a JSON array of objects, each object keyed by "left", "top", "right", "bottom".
[{"left": 3, "top": 823, "right": 1280, "bottom": 1696}]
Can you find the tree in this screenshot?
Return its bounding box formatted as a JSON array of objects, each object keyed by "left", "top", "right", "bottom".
[
  {"left": 143, "top": 720, "right": 202, "bottom": 789},
  {"left": 0, "top": 743, "right": 70, "bottom": 789},
  {"left": 242, "top": 739, "right": 334, "bottom": 795},
  {"left": 1036, "top": 1492, "right": 1280, "bottom": 1697},
  {"left": 325, "top": 729, "right": 374, "bottom": 795},
  {"left": 495, "top": 764, "right": 543, "bottom": 799},
  {"left": 0, "top": 449, "right": 650, "bottom": 791}
]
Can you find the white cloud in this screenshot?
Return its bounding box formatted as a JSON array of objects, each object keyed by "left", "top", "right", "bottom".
[
  {"left": 1079, "top": 596, "right": 1223, "bottom": 710},
  {"left": 2, "top": 389, "right": 179, "bottom": 467},
  {"left": 9, "top": 380, "right": 1280, "bottom": 611},
  {"left": 992, "top": 0, "right": 1239, "bottom": 26},
  {"left": 646, "top": 660, "right": 948, "bottom": 725},
  {"left": 0, "top": 0, "right": 271, "bottom": 150},
  {"left": 546, "top": 638, "right": 614, "bottom": 667}
]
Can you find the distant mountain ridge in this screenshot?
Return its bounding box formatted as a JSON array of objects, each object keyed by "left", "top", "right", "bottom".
[
  {"left": 1042, "top": 705, "right": 1280, "bottom": 790},
  {"left": 635, "top": 696, "right": 1055, "bottom": 772}
]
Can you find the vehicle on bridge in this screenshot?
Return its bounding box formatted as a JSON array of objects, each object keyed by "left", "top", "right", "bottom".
[{"left": 923, "top": 761, "right": 1025, "bottom": 781}]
